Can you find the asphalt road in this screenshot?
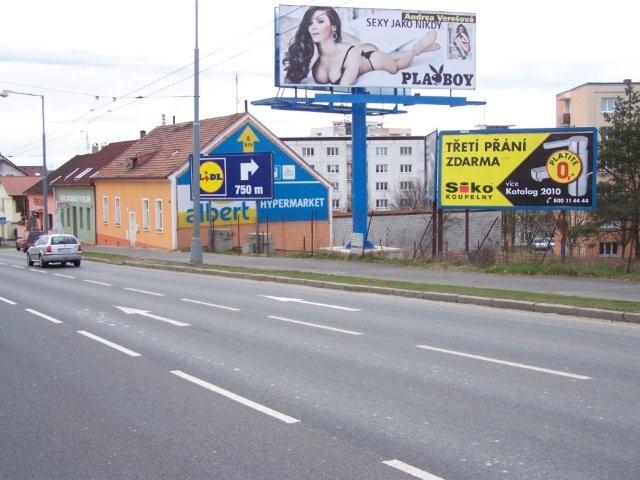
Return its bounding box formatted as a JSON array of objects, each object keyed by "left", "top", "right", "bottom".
[{"left": 1, "top": 249, "right": 639, "bottom": 479}]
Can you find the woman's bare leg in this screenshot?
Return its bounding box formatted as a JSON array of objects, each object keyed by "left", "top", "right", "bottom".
[
  {"left": 392, "top": 30, "right": 440, "bottom": 70},
  {"left": 362, "top": 31, "right": 440, "bottom": 74}
]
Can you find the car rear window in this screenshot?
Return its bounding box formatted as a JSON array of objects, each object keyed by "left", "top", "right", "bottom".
[{"left": 51, "top": 236, "right": 78, "bottom": 245}]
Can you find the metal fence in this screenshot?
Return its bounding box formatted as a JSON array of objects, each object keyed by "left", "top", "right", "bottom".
[{"left": 332, "top": 210, "right": 639, "bottom": 271}]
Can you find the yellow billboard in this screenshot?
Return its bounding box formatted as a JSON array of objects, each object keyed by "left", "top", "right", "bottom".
[{"left": 438, "top": 129, "right": 597, "bottom": 210}]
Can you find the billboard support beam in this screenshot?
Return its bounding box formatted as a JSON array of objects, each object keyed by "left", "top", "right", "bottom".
[
  {"left": 253, "top": 89, "right": 485, "bottom": 252},
  {"left": 351, "top": 89, "right": 373, "bottom": 249}
]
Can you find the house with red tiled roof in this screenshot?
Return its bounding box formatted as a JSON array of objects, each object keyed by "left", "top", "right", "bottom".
[
  {"left": 0, "top": 175, "right": 41, "bottom": 239},
  {"left": 0, "top": 152, "right": 45, "bottom": 177},
  {"left": 45, "top": 140, "right": 134, "bottom": 244},
  {"left": 94, "top": 112, "right": 331, "bottom": 251}
]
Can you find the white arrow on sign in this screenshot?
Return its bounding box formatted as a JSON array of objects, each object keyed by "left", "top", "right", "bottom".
[
  {"left": 115, "top": 306, "right": 190, "bottom": 327},
  {"left": 259, "top": 295, "right": 360, "bottom": 312},
  {"left": 240, "top": 159, "right": 259, "bottom": 181}
]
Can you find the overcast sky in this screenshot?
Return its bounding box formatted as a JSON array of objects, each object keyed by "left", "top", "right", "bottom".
[{"left": 1, "top": 0, "right": 637, "bottom": 170}]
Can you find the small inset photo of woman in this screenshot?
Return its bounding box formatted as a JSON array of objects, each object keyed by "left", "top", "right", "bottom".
[{"left": 448, "top": 23, "right": 472, "bottom": 60}]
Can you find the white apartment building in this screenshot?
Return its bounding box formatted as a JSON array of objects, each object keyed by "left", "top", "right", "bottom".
[{"left": 282, "top": 121, "right": 429, "bottom": 212}]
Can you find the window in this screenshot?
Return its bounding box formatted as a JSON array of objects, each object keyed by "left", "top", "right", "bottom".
[
  {"left": 326, "top": 146, "right": 339, "bottom": 156},
  {"left": 60, "top": 210, "right": 64, "bottom": 227},
  {"left": 375, "top": 146, "right": 388, "bottom": 156},
  {"left": 399, "top": 198, "right": 411, "bottom": 208},
  {"left": 375, "top": 199, "right": 388, "bottom": 208},
  {"left": 375, "top": 182, "right": 388, "bottom": 191},
  {"left": 332, "top": 199, "right": 340, "bottom": 209},
  {"left": 599, "top": 242, "right": 619, "bottom": 256},
  {"left": 114, "top": 197, "right": 121, "bottom": 226},
  {"left": 302, "top": 147, "right": 315, "bottom": 157},
  {"left": 331, "top": 182, "right": 339, "bottom": 191},
  {"left": 601, "top": 97, "right": 617, "bottom": 114},
  {"left": 155, "top": 199, "right": 163, "bottom": 231},
  {"left": 66, "top": 207, "right": 71, "bottom": 227},
  {"left": 87, "top": 208, "right": 91, "bottom": 230},
  {"left": 599, "top": 126, "right": 611, "bottom": 140},
  {"left": 375, "top": 164, "right": 388, "bottom": 173},
  {"left": 400, "top": 164, "right": 412, "bottom": 173},
  {"left": 400, "top": 146, "right": 413, "bottom": 156},
  {"left": 102, "top": 196, "right": 109, "bottom": 224},
  {"left": 400, "top": 181, "right": 414, "bottom": 190},
  {"left": 142, "top": 199, "right": 150, "bottom": 230},
  {"left": 79, "top": 207, "right": 84, "bottom": 229},
  {"left": 327, "top": 164, "right": 339, "bottom": 173}
]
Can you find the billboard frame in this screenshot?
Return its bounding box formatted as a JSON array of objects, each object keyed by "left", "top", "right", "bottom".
[
  {"left": 436, "top": 127, "right": 599, "bottom": 211},
  {"left": 275, "top": 4, "right": 476, "bottom": 90}
]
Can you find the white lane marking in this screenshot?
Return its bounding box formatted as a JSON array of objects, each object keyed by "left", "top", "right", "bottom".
[
  {"left": 125, "top": 287, "right": 164, "bottom": 296},
  {"left": 11, "top": 265, "right": 25, "bottom": 269},
  {"left": 0, "top": 262, "right": 7, "bottom": 265},
  {"left": 416, "top": 345, "right": 591, "bottom": 380},
  {"left": 54, "top": 273, "right": 75, "bottom": 279},
  {"left": 115, "top": 306, "right": 190, "bottom": 327},
  {"left": 181, "top": 298, "right": 240, "bottom": 311},
  {"left": 383, "top": 460, "right": 445, "bottom": 480},
  {"left": 267, "top": 315, "right": 364, "bottom": 336},
  {"left": 259, "top": 295, "right": 361, "bottom": 312},
  {"left": 25, "top": 308, "right": 63, "bottom": 324},
  {"left": 0, "top": 296, "right": 17, "bottom": 305},
  {"left": 84, "top": 279, "right": 112, "bottom": 286},
  {"left": 170, "top": 370, "right": 299, "bottom": 424},
  {"left": 77, "top": 330, "right": 141, "bottom": 357},
  {"left": 29, "top": 268, "right": 47, "bottom": 274}
]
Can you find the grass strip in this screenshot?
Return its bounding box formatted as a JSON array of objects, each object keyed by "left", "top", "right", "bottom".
[{"left": 84, "top": 252, "right": 640, "bottom": 313}]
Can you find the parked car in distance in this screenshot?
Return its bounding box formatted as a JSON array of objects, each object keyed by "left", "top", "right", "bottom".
[
  {"left": 533, "top": 237, "right": 555, "bottom": 250},
  {"left": 27, "top": 234, "right": 82, "bottom": 267},
  {"left": 16, "top": 230, "right": 43, "bottom": 252}
]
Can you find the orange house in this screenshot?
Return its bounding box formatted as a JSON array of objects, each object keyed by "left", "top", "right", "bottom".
[{"left": 94, "top": 113, "right": 331, "bottom": 251}]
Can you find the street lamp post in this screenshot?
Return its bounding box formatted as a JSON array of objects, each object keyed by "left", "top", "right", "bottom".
[
  {"left": 189, "top": 0, "right": 203, "bottom": 264},
  {"left": 1, "top": 89, "right": 49, "bottom": 232}
]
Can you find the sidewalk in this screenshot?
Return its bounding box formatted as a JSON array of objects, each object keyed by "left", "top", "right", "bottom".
[{"left": 84, "top": 245, "right": 640, "bottom": 303}]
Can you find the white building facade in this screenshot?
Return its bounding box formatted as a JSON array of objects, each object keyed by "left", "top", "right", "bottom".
[{"left": 282, "top": 122, "right": 429, "bottom": 212}]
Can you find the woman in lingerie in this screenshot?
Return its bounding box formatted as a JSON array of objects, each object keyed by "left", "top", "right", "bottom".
[
  {"left": 453, "top": 24, "right": 471, "bottom": 60},
  {"left": 283, "top": 6, "right": 440, "bottom": 86}
]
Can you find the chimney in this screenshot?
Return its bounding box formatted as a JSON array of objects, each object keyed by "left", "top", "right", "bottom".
[
  {"left": 161, "top": 114, "right": 166, "bottom": 126},
  {"left": 172, "top": 115, "right": 176, "bottom": 125},
  {"left": 140, "top": 130, "right": 146, "bottom": 139},
  {"left": 91, "top": 143, "right": 99, "bottom": 154}
]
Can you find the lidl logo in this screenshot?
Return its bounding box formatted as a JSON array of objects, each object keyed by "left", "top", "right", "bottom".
[{"left": 200, "top": 161, "right": 224, "bottom": 193}]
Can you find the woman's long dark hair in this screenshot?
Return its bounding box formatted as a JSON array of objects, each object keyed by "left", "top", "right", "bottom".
[{"left": 283, "top": 6, "right": 342, "bottom": 84}]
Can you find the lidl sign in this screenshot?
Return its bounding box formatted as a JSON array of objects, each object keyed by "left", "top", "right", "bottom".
[
  {"left": 438, "top": 128, "right": 597, "bottom": 210},
  {"left": 191, "top": 152, "right": 273, "bottom": 200}
]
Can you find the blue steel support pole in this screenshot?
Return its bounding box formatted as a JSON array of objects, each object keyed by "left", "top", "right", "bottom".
[{"left": 351, "top": 92, "right": 371, "bottom": 248}]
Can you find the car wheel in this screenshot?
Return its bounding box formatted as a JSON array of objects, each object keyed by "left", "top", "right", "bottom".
[
  {"left": 27, "top": 253, "right": 34, "bottom": 267},
  {"left": 73, "top": 260, "right": 81, "bottom": 267},
  {"left": 61, "top": 261, "right": 67, "bottom": 266},
  {"left": 38, "top": 254, "right": 47, "bottom": 268}
]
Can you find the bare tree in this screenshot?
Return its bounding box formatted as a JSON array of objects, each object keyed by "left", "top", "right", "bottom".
[{"left": 390, "top": 178, "right": 432, "bottom": 211}]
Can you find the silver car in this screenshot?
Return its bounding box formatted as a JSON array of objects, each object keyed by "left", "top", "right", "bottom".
[{"left": 27, "top": 234, "right": 82, "bottom": 267}]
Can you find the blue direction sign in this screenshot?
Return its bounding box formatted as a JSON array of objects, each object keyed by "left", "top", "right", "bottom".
[
  {"left": 192, "top": 152, "right": 273, "bottom": 200},
  {"left": 0, "top": 216, "right": 6, "bottom": 225}
]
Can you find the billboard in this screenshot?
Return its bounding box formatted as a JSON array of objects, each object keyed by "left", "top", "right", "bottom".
[
  {"left": 438, "top": 128, "right": 598, "bottom": 210},
  {"left": 276, "top": 5, "right": 476, "bottom": 89},
  {"left": 190, "top": 153, "right": 274, "bottom": 201}
]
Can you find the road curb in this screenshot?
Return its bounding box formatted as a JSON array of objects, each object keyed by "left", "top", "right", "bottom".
[{"left": 86, "top": 257, "right": 636, "bottom": 324}]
